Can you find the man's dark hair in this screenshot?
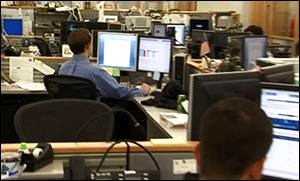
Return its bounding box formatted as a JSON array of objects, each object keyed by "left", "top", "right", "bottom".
[
  {"left": 199, "top": 97, "right": 273, "bottom": 179},
  {"left": 244, "top": 25, "right": 264, "bottom": 35},
  {"left": 67, "top": 28, "right": 91, "bottom": 54}
]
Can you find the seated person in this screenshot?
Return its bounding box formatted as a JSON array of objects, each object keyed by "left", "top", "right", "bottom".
[
  {"left": 244, "top": 25, "right": 264, "bottom": 35},
  {"left": 194, "top": 97, "right": 273, "bottom": 180},
  {"left": 59, "top": 28, "right": 151, "bottom": 100}
]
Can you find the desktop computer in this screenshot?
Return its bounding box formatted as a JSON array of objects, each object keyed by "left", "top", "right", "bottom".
[{"left": 172, "top": 54, "right": 188, "bottom": 85}]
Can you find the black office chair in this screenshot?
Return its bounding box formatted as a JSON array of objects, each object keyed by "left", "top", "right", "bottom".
[
  {"left": 44, "top": 74, "right": 97, "bottom": 100},
  {"left": 14, "top": 99, "right": 114, "bottom": 142}
]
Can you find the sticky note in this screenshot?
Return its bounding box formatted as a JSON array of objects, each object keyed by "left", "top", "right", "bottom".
[
  {"left": 153, "top": 71, "right": 160, "bottom": 81},
  {"left": 112, "top": 68, "right": 120, "bottom": 77}
]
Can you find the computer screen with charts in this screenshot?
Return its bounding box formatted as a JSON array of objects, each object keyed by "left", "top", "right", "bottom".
[
  {"left": 2, "top": 18, "right": 23, "bottom": 35},
  {"left": 261, "top": 82, "right": 299, "bottom": 180},
  {"left": 188, "top": 71, "right": 261, "bottom": 141},
  {"left": 97, "top": 32, "right": 138, "bottom": 71},
  {"left": 138, "top": 36, "right": 173, "bottom": 73}
]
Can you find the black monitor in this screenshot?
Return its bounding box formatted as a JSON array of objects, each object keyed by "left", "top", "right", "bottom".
[
  {"left": 229, "top": 35, "right": 268, "bottom": 70},
  {"left": 92, "top": 30, "right": 145, "bottom": 58},
  {"left": 260, "top": 82, "right": 299, "bottom": 180},
  {"left": 260, "top": 63, "right": 295, "bottom": 84},
  {"left": 188, "top": 71, "right": 261, "bottom": 141},
  {"left": 166, "top": 24, "right": 185, "bottom": 46},
  {"left": 61, "top": 21, "right": 109, "bottom": 44},
  {"left": 190, "top": 30, "right": 249, "bottom": 59},
  {"left": 137, "top": 36, "right": 173, "bottom": 74},
  {"left": 189, "top": 19, "right": 211, "bottom": 35},
  {"left": 97, "top": 32, "right": 138, "bottom": 71}
]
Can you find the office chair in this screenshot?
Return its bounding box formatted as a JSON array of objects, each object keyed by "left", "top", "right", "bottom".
[
  {"left": 14, "top": 99, "right": 114, "bottom": 142},
  {"left": 44, "top": 74, "right": 97, "bottom": 100}
]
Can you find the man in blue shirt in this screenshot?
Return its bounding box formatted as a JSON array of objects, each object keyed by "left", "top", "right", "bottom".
[{"left": 59, "top": 28, "right": 151, "bottom": 100}]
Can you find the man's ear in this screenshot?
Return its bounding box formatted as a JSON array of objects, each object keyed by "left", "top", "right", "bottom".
[
  {"left": 194, "top": 142, "right": 202, "bottom": 170},
  {"left": 247, "top": 157, "right": 265, "bottom": 180}
]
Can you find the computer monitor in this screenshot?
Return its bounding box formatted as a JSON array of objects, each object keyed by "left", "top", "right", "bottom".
[
  {"left": 92, "top": 30, "right": 145, "bottom": 58},
  {"left": 61, "top": 21, "right": 109, "bottom": 44},
  {"left": 2, "top": 18, "right": 23, "bottom": 35},
  {"left": 260, "top": 63, "right": 295, "bottom": 84},
  {"left": 152, "top": 23, "right": 167, "bottom": 37},
  {"left": 137, "top": 36, "right": 173, "bottom": 74},
  {"left": 260, "top": 82, "right": 299, "bottom": 180},
  {"left": 97, "top": 32, "right": 138, "bottom": 71},
  {"left": 166, "top": 24, "right": 185, "bottom": 46},
  {"left": 190, "top": 30, "right": 249, "bottom": 59},
  {"left": 189, "top": 19, "right": 211, "bottom": 35},
  {"left": 229, "top": 35, "right": 268, "bottom": 70},
  {"left": 188, "top": 71, "right": 261, "bottom": 141}
]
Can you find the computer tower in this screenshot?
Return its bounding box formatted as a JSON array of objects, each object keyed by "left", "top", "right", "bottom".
[{"left": 172, "top": 54, "right": 187, "bottom": 85}]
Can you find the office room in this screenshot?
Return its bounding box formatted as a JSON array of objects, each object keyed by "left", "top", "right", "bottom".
[{"left": 1, "top": 1, "right": 299, "bottom": 180}]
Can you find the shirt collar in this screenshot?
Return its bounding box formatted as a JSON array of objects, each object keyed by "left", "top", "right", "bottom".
[{"left": 71, "top": 54, "right": 89, "bottom": 62}]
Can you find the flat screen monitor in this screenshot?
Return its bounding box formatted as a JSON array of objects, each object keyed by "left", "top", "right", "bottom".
[
  {"left": 166, "top": 24, "right": 185, "bottom": 46},
  {"left": 260, "top": 82, "right": 299, "bottom": 180},
  {"left": 188, "top": 71, "right": 261, "bottom": 141},
  {"left": 152, "top": 23, "right": 167, "bottom": 37},
  {"left": 92, "top": 30, "right": 145, "bottom": 57},
  {"left": 97, "top": 32, "right": 138, "bottom": 71},
  {"left": 260, "top": 63, "right": 295, "bottom": 84},
  {"left": 242, "top": 35, "right": 268, "bottom": 70},
  {"left": 61, "top": 21, "right": 109, "bottom": 44},
  {"left": 189, "top": 19, "right": 211, "bottom": 35},
  {"left": 138, "top": 36, "right": 173, "bottom": 74},
  {"left": 2, "top": 18, "right": 22, "bottom": 35}
]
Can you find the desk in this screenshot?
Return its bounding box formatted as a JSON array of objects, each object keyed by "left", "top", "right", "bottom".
[
  {"left": 134, "top": 97, "right": 187, "bottom": 140},
  {"left": 1, "top": 141, "right": 198, "bottom": 180},
  {"left": 1, "top": 86, "right": 186, "bottom": 142}
]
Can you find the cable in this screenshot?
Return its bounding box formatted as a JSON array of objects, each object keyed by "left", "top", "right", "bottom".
[
  {"left": 96, "top": 140, "right": 121, "bottom": 172},
  {"left": 96, "top": 140, "right": 161, "bottom": 180},
  {"left": 124, "top": 141, "right": 130, "bottom": 170}
]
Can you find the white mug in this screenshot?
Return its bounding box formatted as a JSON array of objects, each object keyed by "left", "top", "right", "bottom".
[{"left": 1, "top": 152, "right": 21, "bottom": 176}]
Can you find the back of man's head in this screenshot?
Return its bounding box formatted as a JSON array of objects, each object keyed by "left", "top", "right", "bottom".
[
  {"left": 244, "top": 25, "right": 264, "bottom": 35},
  {"left": 67, "top": 28, "right": 91, "bottom": 54},
  {"left": 199, "top": 97, "right": 273, "bottom": 179}
]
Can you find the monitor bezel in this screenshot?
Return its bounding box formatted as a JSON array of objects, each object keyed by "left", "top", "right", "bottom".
[
  {"left": 137, "top": 35, "right": 173, "bottom": 74},
  {"left": 96, "top": 31, "right": 139, "bottom": 72}
]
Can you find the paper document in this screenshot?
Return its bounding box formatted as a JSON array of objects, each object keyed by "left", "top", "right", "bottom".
[
  {"left": 33, "top": 59, "right": 55, "bottom": 75},
  {"left": 9, "top": 57, "right": 34, "bottom": 82},
  {"left": 160, "top": 112, "right": 188, "bottom": 128},
  {"left": 15, "top": 81, "right": 46, "bottom": 91},
  {"left": 181, "top": 100, "right": 189, "bottom": 113}
]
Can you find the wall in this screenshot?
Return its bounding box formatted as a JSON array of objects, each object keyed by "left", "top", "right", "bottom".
[{"left": 197, "top": 1, "right": 251, "bottom": 29}]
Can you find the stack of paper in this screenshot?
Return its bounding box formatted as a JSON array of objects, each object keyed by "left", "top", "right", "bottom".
[
  {"left": 15, "top": 81, "right": 46, "bottom": 91},
  {"left": 160, "top": 112, "right": 188, "bottom": 128}
]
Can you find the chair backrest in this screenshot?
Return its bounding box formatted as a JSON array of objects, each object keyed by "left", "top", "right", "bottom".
[
  {"left": 44, "top": 74, "right": 97, "bottom": 100},
  {"left": 14, "top": 99, "right": 114, "bottom": 142}
]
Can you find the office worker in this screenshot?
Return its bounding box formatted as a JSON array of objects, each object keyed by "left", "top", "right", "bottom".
[
  {"left": 59, "top": 28, "right": 151, "bottom": 100},
  {"left": 244, "top": 25, "right": 264, "bottom": 35},
  {"left": 194, "top": 97, "right": 273, "bottom": 180}
]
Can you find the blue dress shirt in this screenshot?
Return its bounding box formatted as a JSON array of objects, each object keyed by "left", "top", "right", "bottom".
[{"left": 59, "top": 55, "right": 147, "bottom": 100}]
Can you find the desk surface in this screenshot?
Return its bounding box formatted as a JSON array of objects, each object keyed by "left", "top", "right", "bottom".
[
  {"left": 1, "top": 141, "right": 198, "bottom": 154},
  {"left": 1, "top": 84, "right": 48, "bottom": 94},
  {"left": 134, "top": 97, "right": 187, "bottom": 140}
]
